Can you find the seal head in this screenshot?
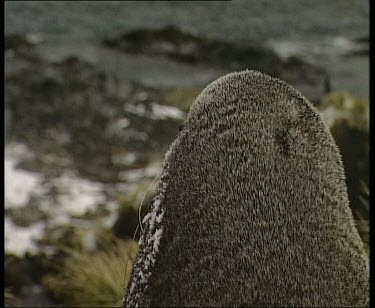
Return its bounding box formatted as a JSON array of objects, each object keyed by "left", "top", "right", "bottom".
[{"left": 126, "top": 70, "right": 369, "bottom": 307}]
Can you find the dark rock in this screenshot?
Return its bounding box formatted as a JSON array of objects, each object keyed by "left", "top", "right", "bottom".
[
  {"left": 5, "top": 202, "right": 48, "bottom": 227},
  {"left": 319, "top": 92, "right": 369, "bottom": 221},
  {"left": 20, "top": 284, "right": 56, "bottom": 308},
  {"left": 113, "top": 205, "right": 148, "bottom": 241},
  {"left": 5, "top": 104, "right": 12, "bottom": 144},
  {"left": 6, "top": 56, "right": 183, "bottom": 182},
  {"left": 5, "top": 255, "right": 31, "bottom": 293},
  {"left": 343, "top": 48, "right": 369, "bottom": 57},
  {"left": 279, "top": 56, "right": 329, "bottom": 104},
  {"left": 330, "top": 119, "right": 369, "bottom": 220},
  {"left": 5, "top": 253, "right": 56, "bottom": 293},
  {"left": 352, "top": 36, "right": 369, "bottom": 44},
  {"left": 355, "top": 220, "right": 369, "bottom": 245},
  {"left": 5, "top": 34, "right": 33, "bottom": 51},
  {"left": 343, "top": 36, "right": 369, "bottom": 57},
  {"left": 104, "top": 26, "right": 282, "bottom": 74},
  {"left": 5, "top": 34, "right": 41, "bottom": 63},
  {"left": 5, "top": 253, "right": 58, "bottom": 307},
  {"left": 103, "top": 26, "right": 328, "bottom": 104}
]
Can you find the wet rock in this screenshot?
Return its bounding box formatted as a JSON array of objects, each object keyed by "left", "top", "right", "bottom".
[
  {"left": 355, "top": 219, "right": 369, "bottom": 247},
  {"left": 5, "top": 255, "right": 31, "bottom": 293},
  {"left": 330, "top": 119, "right": 369, "bottom": 221},
  {"left": 103, "top": 26, "right": 328, "bottom": 104},
  {"left": 6, "top": 56, "right": 184, "bottom": 183},
  {"left": 103, "top": 26, "right": 281, "bottom": 73},
  {"left": 343, "top": 47, "right": 369, "bottom": 57},
  {"left": 343, "top": 36, "right": 369, "bottom": 57},
  {"left": 113, "top": 184, "right": 155, "bottom": 240},
  {"left": 19, "top": 284, "right": 55, "bottom": 307},
  {"left": 5, "top": 34, "right": 33, "bottom": 51},
  {"left": 5, "top": 34, "right": 41, "bottom": 63},
  {"left": 5, "top": 202, "right": 48, "bottom": 227},
  {"left": 352, "top": 36, "right": 369, "bottom": 44},
  {"left": 4, "top": 105, "right": 12, "bottom": 144},
  {"left": 5, "top": 253, "right": 57, "bottom": 295},
  {"left": 279, "top": 56, "right": 330, "bottom": 104},
  {"left": 0, "top": 33, "right": 256, "bottom": 308},
  {"left": 113, "top": 206, "right": 143, "bottom": 240}
]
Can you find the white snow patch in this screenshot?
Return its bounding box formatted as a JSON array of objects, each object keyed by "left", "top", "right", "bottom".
[
  {"left": 4, "top": 217, "right": 44, "bottom": 257},
  {"left": 150, "top": 228, "right": 163, "bottom": 253},
  {"left": 4, "top": 143, "right": 118, "bottom": 255},
  {"left": 155, "top": 211, "right": 164, "bottom": 223},
  {"left": 26, "top": 32, "right": 43, "bottom": 44},
  {"left": 126, "top": 167, "right": 170, "bottom": 306},
  {"left": 148, "top": 198, "right": 162, "bottom": 231},
  {"left": 102, "top": 201, "right": 120, "bottom": 228},
  {"left": 52, "top": 172, "right": 106, "bottom": 216},
  {"left": 119, "top": 165, "right": 161, "bottom": 182},
  {"left": 150, "top": 103, "right": 186, "bottom": 120},
  {"left": 124, "top": 103, "right": 146, "bottom": 116},
  {"left": 142, "top": 212, "right": 151, "bottom": 224},
  {"left": 136, "top": 92, "right": 149, "bottom": 102},
  {"left": 122, "top": 129, "right": 148, "bottom": 142},
  {"left": 268, "top": 36, "right": 368, "bottom": 60},
  {"left": 331, "top": 36, "right": 363, "bottom": 54},
  {"left": 116, "top": 118, "right": 131, "bottom": 129},
  {"left": 124, "top": 102, "right": 186, "bottom": 120},
  {"left": 5, "top": 144, "right": 44, "bottom": 209},
  {"left": 112, "top": 152, "right": 137, "bottom": 165},
  {"left": 129, "top": 281, "right": 136, "bottom": 295},
  {"left": 138, "top": 271, "right": 147, "bottom": 284},
  {"left": 106, "top": 117, "right": 131, "bottom": 136},
  {"left": 50, "top": 212, "right": 71, "bottom": 226}
]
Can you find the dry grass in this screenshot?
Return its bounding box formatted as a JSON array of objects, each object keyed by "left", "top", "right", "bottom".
[{"left": 43, "top": 236, "right": 138, "bottom": 307}]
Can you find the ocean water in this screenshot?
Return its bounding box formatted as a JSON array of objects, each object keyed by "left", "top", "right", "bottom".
[
  {"left": 5, "top": 0, "right": 369, "bottom": 99},
  {"left": 5, "top": 0, "right": 369, "bottom": 43}
]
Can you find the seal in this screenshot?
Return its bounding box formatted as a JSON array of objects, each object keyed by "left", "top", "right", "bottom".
[{"left": 125, "top": 70, "right": 369, "bottom": 307}]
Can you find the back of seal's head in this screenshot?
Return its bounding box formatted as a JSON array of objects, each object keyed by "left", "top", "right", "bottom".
[{"left": 126, "top": 70, "right": 369, "bottom": 307}]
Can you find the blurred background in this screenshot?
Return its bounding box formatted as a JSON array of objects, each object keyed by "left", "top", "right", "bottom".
[{"left": 4, "top": 1, "right": 369, "bottom": 307}]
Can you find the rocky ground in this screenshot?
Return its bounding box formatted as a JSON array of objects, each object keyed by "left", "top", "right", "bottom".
[{"left": 4, "top": 27, "right": 369, "bottom": 307}]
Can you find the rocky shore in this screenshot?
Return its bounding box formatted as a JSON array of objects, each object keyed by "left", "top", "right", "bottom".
[{"left": 104, "top": 26, "right": 329, "bottom": 104}]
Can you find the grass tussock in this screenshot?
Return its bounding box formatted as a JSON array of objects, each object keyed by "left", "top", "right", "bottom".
[{"left": 43, "top": 236, "right": 138, "bottom": 307}]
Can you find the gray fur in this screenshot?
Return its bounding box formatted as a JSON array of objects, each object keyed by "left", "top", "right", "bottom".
[{"left": 125, "top": 70, "right": 369, "bottom": 307}]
